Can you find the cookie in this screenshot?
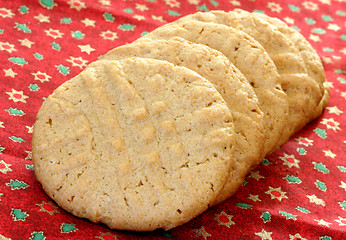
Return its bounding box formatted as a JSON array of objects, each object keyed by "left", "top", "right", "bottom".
[
  {"left": 32, "top": 57, "right": 235, "bottom": 231},
  {"left": 179, "top": 9, "right": 324, "bottom": 151},
  {"left": 101, "top": 37, "right": 265, "bottom": 205},
  {"left": 139, "top": 20, "right": 289, "bottom": 158},
  {"left": 252, "top": 11, "right": 330, "bottom": 120}
]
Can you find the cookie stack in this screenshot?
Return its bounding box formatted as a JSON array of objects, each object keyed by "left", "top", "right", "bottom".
[{"left": 32, "top": 9, "right": 329, "bottom": 231}]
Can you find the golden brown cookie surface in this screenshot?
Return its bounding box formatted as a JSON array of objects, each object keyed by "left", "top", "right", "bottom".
[
  {"left": 181, "top": 9, "right": 325, "bottom": 152},
  {"left": 252, "top": 11, "right": 330, "bottom": 121},
  {"left": 101, "top": 37, "right": 265, "bottom": 205},
  {"left": 32, "top": 58, "right": 235, "bottom": 231},
  {"left": 140, "top": 20, "right": 289, "bottom": 158}
]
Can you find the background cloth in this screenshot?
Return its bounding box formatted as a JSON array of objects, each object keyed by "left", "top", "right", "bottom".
[{"left": 0, "top": 0, "right": 345, "bottom": 239}]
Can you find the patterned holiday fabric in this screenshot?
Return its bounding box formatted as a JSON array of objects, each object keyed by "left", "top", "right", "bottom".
[{"left": 0, "top": 0, "right": 345, "bottom": 239}]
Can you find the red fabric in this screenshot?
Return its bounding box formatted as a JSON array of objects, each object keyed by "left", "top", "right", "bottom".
[{"left": 0, "top": 0, "right": 345, "bottom": 239}]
